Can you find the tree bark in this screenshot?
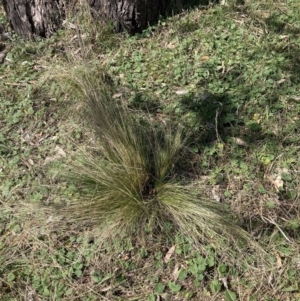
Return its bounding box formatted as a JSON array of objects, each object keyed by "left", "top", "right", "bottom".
[
  {"left": 89, "top": 0, "right": 171, "bottom": 34},
  {"left": 1, "top": 0, "right": 173, "bottom": 39},
  {"left": 1, "top": 0, "right": 65, "bottom": 39}
]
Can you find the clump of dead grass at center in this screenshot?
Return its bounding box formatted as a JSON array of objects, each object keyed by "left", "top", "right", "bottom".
[{"left": 53, "top": 63, "right": 253, "bottom": 251}]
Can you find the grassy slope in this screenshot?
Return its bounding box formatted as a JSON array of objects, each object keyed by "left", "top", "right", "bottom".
[{"left": 1, "top": 0, "right": 300, "bottom": 300}]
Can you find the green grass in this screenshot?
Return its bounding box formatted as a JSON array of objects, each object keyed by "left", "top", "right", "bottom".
[
  {"left": 1, "top": 0, "right": 300, "bottom": 300},
  {"left": 48, "top": 63, "right": 250, "bottom": 250}
]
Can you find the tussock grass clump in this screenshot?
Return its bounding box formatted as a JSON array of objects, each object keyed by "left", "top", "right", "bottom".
[{"left": 57, "top": 64, "right": 250, "bottom": 249}]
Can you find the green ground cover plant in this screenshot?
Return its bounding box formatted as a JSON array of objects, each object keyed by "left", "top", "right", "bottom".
[{"left": 1, "top": 0, "right": 300, "bottom": 300}]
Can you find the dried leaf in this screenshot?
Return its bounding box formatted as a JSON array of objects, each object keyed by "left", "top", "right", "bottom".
[
  {"left": 274, "top": 176, "right": 284, "bottom": 191},
  {"left": 212, "top": 186, "right": 221, "bottom": 202},
  {"left": 221, "top": 277, "right": 228, "bottom": 289},
  {"left": 277, "top": 78, "right": 286, "bottom": 84},
  {"left": 175, "top": 90, "right": 189, "bottom": 95},
  {"left": 112, "top": 93, "right": 122, "bottom": 99},
  {"left": 62, "top": 21, "right": 77, "bottom": 29},
  {"left": 164, "top": 245, "right": 176, "bottom": 263},
  {"left": 231, "top": 137, "right": 248, "bottom": 147},
  {"left": 172, "top": 264, "right": 179, "bottom": 281},
  {"left": 276, "top": 253, "right": 282, "bottom": 268},
  {"left": 100, "top": 286, "right": 112, "bottom": 292},
  {"left": 200, "top": 55, "right": 210, "bottom": 61},
  {"left": 269, "top": 168, "right": 289, "bottom": 192},
  {"left": 44, "top": 145, "right": 66, "bottom": 164},
  {"left": 220, "top": 0, "right": 228, "bottom": 6},
  {"left": 55, "top": 145, "right": 66, "bottom": 158},
  {"left": 166, "top": 41, "right": 176, "bottom": 49},
  {"left": 268, "top": 272, "right": 274, "bottom": 285},
  {"left": 279, "top": 35, "right": 289, "bottom": 40}
]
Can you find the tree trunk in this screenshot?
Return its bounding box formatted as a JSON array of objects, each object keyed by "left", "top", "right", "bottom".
[
  {"left": 1, "top": 0, "right": 65, "bottom": 39},
  {"left": 1, "top": 0, "right": 172, "bottom": 39},
  {"left": 89, "top": 0, "right": 171, "bottom": 34}
]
